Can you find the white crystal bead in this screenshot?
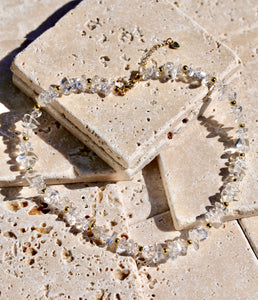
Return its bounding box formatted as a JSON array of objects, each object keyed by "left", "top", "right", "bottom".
[
  {"left": 152, "top": 244, "right": 166, "bottom": 263},
  {"left": 142, "top": 245, "right": 156, "bottom": 261},
  {"left": 166, "top": 240, "right": 183, "bottom": 260},
  {"left": 60, "top": 77, "right": 72, "bottom": 95},
  {"left": 116, "top": 237, "right": 130, "bottom": 255},
  {"left": 188, "top": 227, "right": 209, "bottom": 250},
  {"left": 43, "top": 188, "right": 61, "bottom": 205},
  {"left": 106, "top": 232, "right": 117, "bottom": 245},
  {"left": 205, "top": 204, "right": 224, "bottom": 228},
  {"left": 37, "top": 90, "right": 50, "bottom": 106}
]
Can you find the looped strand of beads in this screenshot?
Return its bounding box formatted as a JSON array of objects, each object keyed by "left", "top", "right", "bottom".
[{"left": 16, "top": 39, "right": 249, "bottom": 264}]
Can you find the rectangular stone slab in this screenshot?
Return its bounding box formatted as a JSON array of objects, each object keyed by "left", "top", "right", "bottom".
[
  {"left": 11, "top": 0, "right": 239, "bottom": 178},
  {"left": 129, "top": 213, "right": 258, "bottom": 299},
  {"left": 158, "top": 70, "right": 258, "bottom": 230},
  {"left": 0, "top": 183, "right": 143, "bottom": 299}
]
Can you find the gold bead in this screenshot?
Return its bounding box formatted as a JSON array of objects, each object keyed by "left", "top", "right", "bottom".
[
  {"left": 41, "top": 188, "right": 46, "bottom": 194},
  {"left": 239, "top": 152, "right": 245, "bottom": 158},
  {"left": 158, "top": 66, "right": 164, "bottom": 74},
  {"left": 22, "top": 136, "right": 29, "bottom": 142},
  {"left": 63, "top": 205, "right": 70, "bottom": 213},
  {"left": 230, "top": 100, "right": 237, "bottom": 106},
  {"left": 134, "top": 72, "right": 142, "bottom": 81},
  {"left": 223, "top": 201, "right": 229, "bottom": 207},
  {"left": 206, "top": 223, "right": 213, "bottom": 229},
  {"left": 55, "top": 85, "right": 61, "bottom": 92},
  {"left": 187, "top": 239, "right": 193, "bottom": 245},
  {"left": 210, "top": 77, "right": 217, "bottom": 84},
  {"left": 138, "top": 246, "right": 143, "bottom": 253},
  {"left": 114, "top": 238, "right": 120, "bottom": 245},
  {"left": 163, "top": 247, "right": 169, "bottom": 254},
  {"left": 239, "top": 123, "right": 245, "bottom": 128},
  {"left": 26, "top": 167, "right": 33, "bottom": 171},
  {"left": 182, "top": 65, "right": 188, "bottom": 73},
  {"left": 34, "top": 103, "right": 41, "bottom": 110},
  {"left": 86, "top": 78, "right": 92, "bottom": 85},
  {"left": 232, "top": 177, "right": 238, "bottom": 182}
]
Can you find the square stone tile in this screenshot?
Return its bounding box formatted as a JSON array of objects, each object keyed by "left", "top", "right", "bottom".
[{"left": 12, "top": 0, "right": 239, "bottom": 178}]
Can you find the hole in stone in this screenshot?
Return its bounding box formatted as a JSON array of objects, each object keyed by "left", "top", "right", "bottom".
[
  {"left": 167, "top": 132, "right": 173, "bottom": 139},
  {"left": 113, "top": 269, "right": 130, "bottom": 280},
  {"left": 182, "top": 118, "right": 188, "bottom": 124}
]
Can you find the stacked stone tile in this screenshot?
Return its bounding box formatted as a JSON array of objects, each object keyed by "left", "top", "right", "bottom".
[{"left": 1, "top": 0, "right": 257, "bottom": 298}]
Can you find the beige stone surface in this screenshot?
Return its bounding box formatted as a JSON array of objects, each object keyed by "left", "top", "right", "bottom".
[
  {"left": 239, "top": 216, "right": 258, "bottom": 257},
  {"left": 129, "top": 213, "right": 258, "bottom": 300},
  {"left": 0, "top": 183, "right": 143, "bottom": 299},
  {"left": 174, "top": 0, "right": 258, "bottom": 40},
  {"left": 159, "top": 70, "right": 258, "bottom": 229},
  {"left": 12, "top": 0, "right": 239, "bottom": 177},
  {"left": 0, "top": 1, "right": 128, "bottom": 188},
  {"left": 158, "top": 24, "right": 258, "bottom": 230}
]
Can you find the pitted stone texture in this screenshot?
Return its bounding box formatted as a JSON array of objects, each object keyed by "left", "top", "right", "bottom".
[
  {"left": 159, "top": 69, "right": 258, "bottom": 230},
  {"left": 118, "top": 159, "right": 169, "bottom": 226},
  {"left": 239, "top": 216, "right": 258, "bottom": 257},
  {"left": 12, "top": 0, "right": 239, "bottom": 177},
  {"left": 129, "top": 213, "right": 258, "bottom": 300},
  {"left": 0, "top": 184, "right": 143, "bottom": 299},
  {"left": 0, "top": 49, "right": 125, "bottom": 188},
  {"left": 175, "top": 0, "right": 258, "bottom": 40}
]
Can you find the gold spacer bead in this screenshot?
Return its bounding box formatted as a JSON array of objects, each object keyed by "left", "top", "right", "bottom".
[
  {"left": 239, "top": 152, "right": 245, "bottom": 158},
  {"left": 134, "top": 72, "right": 142, "bottom": 81},
  {"left": 232, "top": 177, "right": 238, "bottom": 182},
  {"left": 86, "top": 78, "right": 92, "bottom": 85},
  {"left": 163, "top": 247, "right": 169, "bottom": 254},
  {"left": 114, "top": 238, "right": 120, "bottom": 245},
  {"left": 239, "top": 123, "right": 245, "bottom": 128},
  {"left": 90, "top": 222, "right": 96, "bottom": 229},
  {"left": 223, "top": 201, "right": 229, "bottom": 207},
  {"left": 210, "top": 77, "right": 217, "bottom": 84},
  {"left": 158, "top": 66, "right": 164, "bottom": 74},
  {"left": 206, "top": 223, "right": 213, "bottom": 229},
  {"left": 26, "top": 167, "right": 33, "bottom": 171},
  {"left": 138, "top": 246, "right": 143, "bottom": 253},
  {"left": 22, "top": 136, "right": 29, "bottom": 142},
  {"left": 41, "top": 188, "right": 46, "bottom": 194},
  {"left": 55, "top": 85, "right": 61, "bottom": 92},
  {"left": 182, "top": 65, "right": 188, "bottom": 73},
  {"left": 187, "top": 239, "right": 193, "bottom": 245},
  {"left": 34, "top": 103, "right": 41, "bottom": 110},
  {"left": 63, "top": 205, "right": 70, "bottom": 213},
  {"left": 230, "top": 100, "right": 237, "bottom": 106}
]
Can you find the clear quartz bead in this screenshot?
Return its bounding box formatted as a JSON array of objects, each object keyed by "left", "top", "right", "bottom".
[
  {"left": 205, "top": 203, "right": 225, "bottom": 228},
  {"left": 47, "top": 86, "right": 60, "bottom": 100},
  {"left": 187, "top": 64, "right": 195, "bottom": 77},
  {"left": 201, "top": 74, "right": 211, "bottom": 86},
  {"left": 152, "top": 243, "right": 166, "bottom": 264},
  {"left": 142, "top": 245, "right": 156, "bottom": 261},
  {"left": 37, "top": 90, "right": 50, "bottom": 106},
  {"left": 116, "top": 237, "right": 130, "bottom": 255},
  {"left": 91, "top": 227, "right": 110, "bottom": 245},
  {"left": 187, "top": 227, "right": 209, "bottom": 250},
  {"left": 106, "top": 232, "right": 117, "bottom": 245},
  {"left": 163, "top": 62, "right": 174, "bottom": 78},
  {"left": 167, "top": 240, "right": 183, "bottom": 260},
  {"left": 43, "top": 188, "right": 61, "bottom": 206},
  {"left": 60, "top": 77, "right": 72, "bottom": 95}
]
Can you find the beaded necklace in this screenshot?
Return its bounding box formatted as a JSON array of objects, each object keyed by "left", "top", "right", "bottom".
[{"left": 16, "top": 39, "right": 249, "bottom": 264}]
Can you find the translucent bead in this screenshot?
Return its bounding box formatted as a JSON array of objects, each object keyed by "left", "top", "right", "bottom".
[
  {"left": 142, "top": 245, "right": 156, "bottom": 261},
  {"left": 163, "top": 62, "right": 174, "bottom": 78},
  {"left": 201, "top": 74, "right": 211, "bottom": 86},
  {"left": 37, "top": 90, "right": 50, "bottom": 106},
  {"left": 205, "top": 204, "right": 225, "bottom": 228},
  {"left": 106, "top": 232, "right": 118, "bottom": 245},
  {"left": 167, "top": 240, "right": 184, "bottom": 260},
  {"left": 47, "top": 86, "right": 60, "bottom": 100},
  {"left": 43, "top": 188, "right": 61, "bottom": 206},
  {"left": 187, "top": 227, "right": 209, "bottom": 250},
  {"left": 31, "top": 109, "right": 42, "bottom": 119},
  {"left": 68, "top": 78, "right": 81, "bottom": 93},
  {"left": 235, "top": 138, "right": 249, "bottom": 153},
  {"left": 152, "top": 243, "right": 166, "bottom": 263},
  {"left": 60, "top": 77, "right": 72, "bottom": 95},
  {"left": 91, "top": 227, "right": 110, "bottom": 245},
  {"left": 116, "top": 237, "right": 130, "bottom": 255},
  {"left": 187, "top": 64, "right": 195, "bottom": 77},
  {"left": 231, "top": 105, "right": 242, "bottom": 115},
  {"left": 91, "top": 75, "right": 101, "bottom": 93}
]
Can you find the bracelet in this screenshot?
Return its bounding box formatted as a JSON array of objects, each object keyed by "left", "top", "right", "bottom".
[{"left": 16, "top": 38, "right": 248, "bottom": 264}]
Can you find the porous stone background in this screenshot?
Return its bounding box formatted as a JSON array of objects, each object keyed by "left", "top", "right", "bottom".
[
  {"left": 1, "top": 0, "right": 258, "bottom": 299},
  {"left": 11, "top": 0, "right": 239, "bottom": 178}
]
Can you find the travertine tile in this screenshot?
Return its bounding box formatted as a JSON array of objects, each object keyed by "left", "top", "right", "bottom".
[
  {"left": 159, "top": 67, "right": 258, "bottom": 229},
  {"left": 129, "top": 213, "right": 258, "bottom": 300},
  {"left": 239, "top": 216, "right": 258, "bottom": 257},
  {"left": 0, "top": 18, "right": 126, "bottom": 187},
  {"left": 12, "top": 0, "right": 239, "bottom": 178},
  {"left": 174, "top": 0, "right": 258, "bottom": 40},
  {"left": 117, "top": 159, "right": 169, "bottom": 226},
  {"left": 0, "top": 183, "right": 143, "bottom": 299}
]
